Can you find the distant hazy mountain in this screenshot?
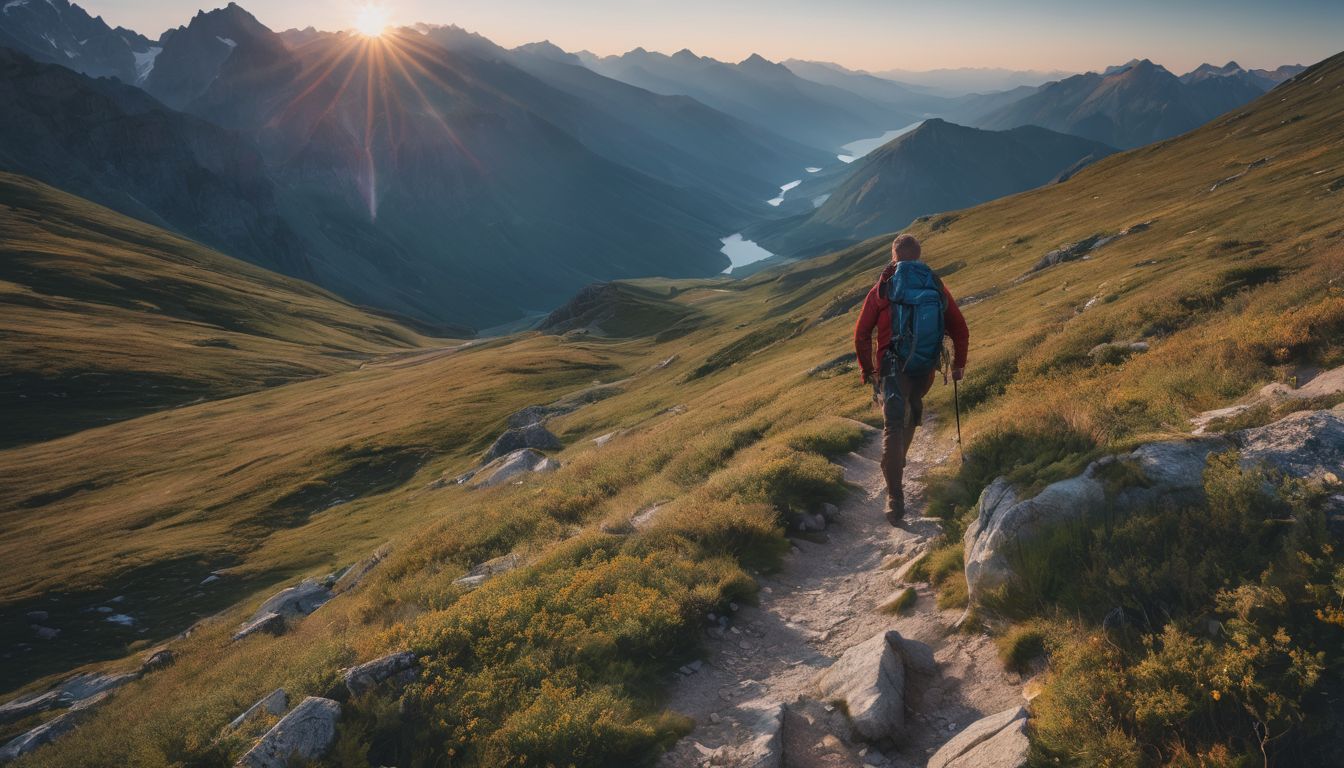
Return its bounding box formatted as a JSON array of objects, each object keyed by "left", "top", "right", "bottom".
[
  {"left": 781, "top": 59, "right": 945, "bottom": 111},
  {"left": 868, "top": 66, "right": 1071, "bottom": 97},
  {"left": 0, "top": 0, "right": 155, "bottom": 83},
  {"left": 579, "top": 48, "right": 916, "bottom": 149},
  {"left": 507, "top": 40, "right": 832, "bottom": 203},
  {"left": 0, "top": 48, "right": 315, "bottom": 280},
  {"left": 749, "top": 118, "right": 1116, "bottom": 256},
  {"left": 49, "top": 8, "right": 743, "bottom": 328},
  {"left": 974, "top": 59, "right": 1273, "bottom": 148},
  {"left": 1180, "top": 60, "right": 1306, "bottom": 91}
]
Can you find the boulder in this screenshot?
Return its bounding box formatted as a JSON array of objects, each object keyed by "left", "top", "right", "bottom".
[
  {"left": 929, "top": 707, "right": 1029, "bottom": 768},
  {"left": 235, "top": 697, "right": 340, "bottom": 768},
  {"left": 344, "top": 651, "right": 419, "bottom": 698},
  {"left": 965, "top": 410, "right": 1344, "bottom": 604},
  {"left": 0, "top": 691, "right": 61, "bottom": 725},
  {"left": 467, "top": 449, "right": 558, "bottom": 489},
  {"left": 232, "top": 612, "right": 285, "bottom": 642},
  {"left": 794, "top": 512, "right": 827, "bottom": 532},
  {"left": 140, "top": 648, "right": 176, "bottom": 673},
  {"left": 1232, "top": 408, "right": 1344, "bottom": 483},
  {"left": 252, "top": 580, "right": 333, "bottom": 622},
  {"left": 963, "top": 439, "right": 1219, "bottom": 604},
  {"left": 1087, "top": 341, "right": 1149, "bottom": 362},
  {"left": 814, "top": 630, "right": 906, "bottom": 741},
  {"left": 224, "top": 689, "right": 289, "bottom": 733},
  {"left": 0, "top": 692, "right": 108, "bottom": 763},
  {"left": 483, "top": 423, "right": 561, "bottom": 461},
  {"left": 505, "top": 384, "right": 622, "bottom": 428},
  {"left": 453, "top": 553, "right": 520, "bottom": 589}
]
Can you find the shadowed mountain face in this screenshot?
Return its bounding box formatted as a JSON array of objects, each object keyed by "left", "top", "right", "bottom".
[
  {"left": 0, "top": 48, "right": 315, "bottom": 279},
  {"left": 0, "top": 0, "right": 153, "bottom": 83},
  {"left": 973, "top": 59, "right": 1281, "bottom": 148},
  {"left": 749, "top": 119, "right": 1116, "bottom": 256},
  {"left": 1, "top": 4, "right": 802, "bottom": 329},
  {"left": 579, "top": 48, "right": 917, "bottom": 150}
]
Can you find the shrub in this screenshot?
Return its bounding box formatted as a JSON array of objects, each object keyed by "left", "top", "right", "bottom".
[
  {"left": 710, "top": 448, "right": 848, "bottom": 516},
  {"left": 783, "top": 417, "right": 868, "bottom": 458},
  {"left": 996, "top": 622, "right": 1048, "bottom": 674}
]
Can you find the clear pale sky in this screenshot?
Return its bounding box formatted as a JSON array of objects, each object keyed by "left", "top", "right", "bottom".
[{"left": 79, "top": 0, "right": 1343, "bottom": 73}]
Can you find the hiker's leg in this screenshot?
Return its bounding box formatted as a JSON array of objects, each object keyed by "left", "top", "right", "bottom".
[
  {"left": 881, "top": 367, "right": 913, "bottom": 523},
  {"left": 900, "top": 373, "right": 935, "bottom": 464}
]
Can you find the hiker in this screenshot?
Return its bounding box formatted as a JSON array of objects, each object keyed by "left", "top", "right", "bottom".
[{"left": 854, "top": 234, "right": 969, "bottom": 526}]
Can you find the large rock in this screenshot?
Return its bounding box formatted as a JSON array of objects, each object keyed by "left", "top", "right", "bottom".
[
  {"left": 235, "top": 697, "right": 340, "bottom": 768},
  {"left": 465, "top": 449, "right": 558, "bottom": 489},
  {"left": 1232, "top": 408, "right": 1344, "bottom": 483},
  {"left": 224, "top": 689, "right": 289, "bottom": 733},
  {"left": 929, "top": 707, "right": 1030, "bottom": 768},
  {"left": 344, "top": 651, "right": 419, "bottom": 698},
  {"left": 483, "top": 422, "right": 562, "bottom": 461},
  {"left": 0, "top": 692, "right": 108, "bottom": 763},
  {"left": 963, "top": 439, "right": 1220, "bottom": 603},
  {"left": 506, "top": 384, "right": 622, "bottom": 428},
  {"left": 814, "top": 630, "right": 907, "bottom": 741},
  {"left": 964, "top": 409, "right": 1344, "bottom": 604},
  {"left": 714, "top": 700, "right": 783, "bottom": 768}
]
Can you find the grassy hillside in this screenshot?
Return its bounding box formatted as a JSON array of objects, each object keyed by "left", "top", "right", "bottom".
[
  {"left": 0, "top": 173, "right": 435, "bottom": 447},
  {"left": 5, "top": 49, "right": 1344, "bottom": 768}
]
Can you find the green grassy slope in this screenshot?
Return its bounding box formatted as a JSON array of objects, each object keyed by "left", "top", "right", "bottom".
[
  {"left": 4, "top": 50, "right": 1343, "bottom": 768},
  {"left": 0, "top": 173, "right": 434, "bottom": 447}
]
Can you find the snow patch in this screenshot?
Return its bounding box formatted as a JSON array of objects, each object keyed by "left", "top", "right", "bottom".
[
  {"left": 133, "top": 46, "right": 162, "bottom": 83},
  {"left": 105, "top": 614, "right": 136, "bottom": 626},
  {"left": 812, "top": 193, "right": 831, "bottom": 208},
  {"left": 805, "top": 167, "right": 821, "bottom": 173},
  {"left": 217, "top": 36, "right": 237, "bottom": 48},
  {"left": 2, "top": 0, "right": 30, "bottom": 14}
]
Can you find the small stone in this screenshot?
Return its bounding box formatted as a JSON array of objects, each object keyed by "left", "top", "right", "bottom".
[
  {"left": 728, "top": 602, "right": 740, "bottom": 612},
  {"left": 24, "top": 611, "right": 48, "bottom": 623},
  {"left": 709, "top": 713, "right": 721, "bottom": 724},
  {"left": 30, "top": 625, "right": 59, "bottom": 641}
]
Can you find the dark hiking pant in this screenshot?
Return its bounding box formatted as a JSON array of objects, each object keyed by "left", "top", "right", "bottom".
[{"left": 880, "top": 355, "right": 934, "bottom": 515}]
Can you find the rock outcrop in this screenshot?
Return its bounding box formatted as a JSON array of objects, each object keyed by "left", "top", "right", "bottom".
[
  {"left": 454, "top": 448, "right": 559, "bottom": 489},
  {"left": 928, "top": 706, "right": 1030, "bottom": 768},
  {"left": 224, "top": 689, "right": 289, "bottom": 734},
  {"left": 0, "top": 692, "right": 109, "bottom": 763},
  {"left": 483, "top": 423, "right": 562, "bottom": 461},
  {"left": 233, "top": 580, "right": 333, "bottom": 642},
  {"left": 965, "top": 408, "right": 1344, "bottom": 603},
  {"left": 235, "top": 697, "right": 340, "bottom": 768},
  {"left": 343, "top": 652, "right": 419, "bottom": 698}
]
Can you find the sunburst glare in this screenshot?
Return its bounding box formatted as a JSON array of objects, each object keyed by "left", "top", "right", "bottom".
[{"left": 353, "top": 4, "right": 390, "bottom": 37}]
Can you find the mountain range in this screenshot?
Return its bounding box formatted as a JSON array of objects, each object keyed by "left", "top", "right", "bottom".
[
  {"left": 746, "top": 119, "right": 1117, "bottom": 256},
  {"left": 972, "top": 58, "right": 1304, "bottom": 148},
  {"left": 0, "top": 0, "right": 1307, "bottom": 331}
]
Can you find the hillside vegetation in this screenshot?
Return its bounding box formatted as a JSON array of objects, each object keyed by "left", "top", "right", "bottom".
[
  {"left": 0, "top": 172, "right": 430, "bottom": 447},
  {"left": 4, "top": 48, "right": 1344, "bottom": 768}
]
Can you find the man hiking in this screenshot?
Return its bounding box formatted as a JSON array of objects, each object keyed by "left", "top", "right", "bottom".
[{"left": 854, "top": 234, "right": 969, "bottom": 526}]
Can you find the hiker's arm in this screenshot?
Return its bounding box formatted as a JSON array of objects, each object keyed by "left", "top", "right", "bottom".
[
  {"left": 943, "top": 285, "right": 969, "bottom": 373},
  {"left": 853, "top": 286, "right": 880, "bottom": 383}
]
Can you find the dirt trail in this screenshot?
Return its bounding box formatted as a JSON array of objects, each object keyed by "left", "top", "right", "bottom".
[{"left": 660, "top": 421, "right": 1025, "bottom": 768}]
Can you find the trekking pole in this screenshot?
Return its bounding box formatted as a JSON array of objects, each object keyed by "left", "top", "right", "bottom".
[{"left": 953, "top": 376, "right": 964, "bottom": 463}]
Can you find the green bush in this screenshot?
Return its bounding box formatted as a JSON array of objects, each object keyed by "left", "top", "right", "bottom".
[{"left": 783, "top": 417, "right": 868, "bottom": 458}]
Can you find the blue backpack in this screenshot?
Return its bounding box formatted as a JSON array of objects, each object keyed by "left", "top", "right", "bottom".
[{"left": 886, "top": 261, "right": 946, "bottom": 376}]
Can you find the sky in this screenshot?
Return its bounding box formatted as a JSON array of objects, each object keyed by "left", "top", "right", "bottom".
[{"left": 78, "top": 0, "right": 1344, "bottom": 74}]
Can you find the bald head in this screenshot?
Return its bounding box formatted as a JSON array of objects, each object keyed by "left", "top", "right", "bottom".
[{"left": 892, "top": 234, "right": 922, "bottom": 262}]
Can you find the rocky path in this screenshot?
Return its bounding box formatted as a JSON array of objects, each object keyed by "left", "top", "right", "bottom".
[{"left": 660, "top": 420, "right": 1025, "bottom": 768}]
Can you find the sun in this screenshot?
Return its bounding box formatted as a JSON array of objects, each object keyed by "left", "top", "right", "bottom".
[{"left": 353, "top": 4, "right": 391, "bottom": 38}]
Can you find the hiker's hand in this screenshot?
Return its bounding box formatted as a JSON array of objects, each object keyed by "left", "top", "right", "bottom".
[{"left": 952, "top": 368, "right": 965, "bottom": 382}]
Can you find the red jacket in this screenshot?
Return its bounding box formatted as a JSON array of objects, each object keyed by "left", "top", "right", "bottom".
[{"left": 854, "top": 262, "right": 969, "bottom": 383}]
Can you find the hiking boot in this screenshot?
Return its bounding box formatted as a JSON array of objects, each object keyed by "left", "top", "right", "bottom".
[{"left": 884, "top": 497, "right": 905, "bottom": 527}]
